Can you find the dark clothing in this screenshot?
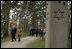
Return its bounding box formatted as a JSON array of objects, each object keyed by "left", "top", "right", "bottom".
[
  {"left": 18, "top": 35, "right": 21, "bottom": 42},
  {"left": 11, "top": 27, "right": 17, "bottom": 42},
  {"left": 11, "top": 28, "right": 17, "bottom": 34},
  {"left": 29, "top": 29, "right": 35, "bottom": 36},
  {"left": 29, "top": 29, "right": 45, "bottom": 37},
  {"left": 12, "top": 34, "right": 16, "bottom": 41}
]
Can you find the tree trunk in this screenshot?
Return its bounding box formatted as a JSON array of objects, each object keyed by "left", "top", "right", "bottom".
[
  {"left": 24, "top": 1, "right": 29, "bottom": 33},
  {"left": 31, "top": 13, "right": 38, "bottom": 29},
  {"left": 3, "top": 1, "right": 10, "bottom": 37}
]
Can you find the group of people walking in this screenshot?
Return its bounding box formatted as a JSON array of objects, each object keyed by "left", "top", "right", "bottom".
[
  {"left": 11, "top": 26, "right": 22, "bottom": 42},
  {"left": 11, "top": 25, "right": 46, "bottom": 42},
  {"left": 29, "top": 28, "right": 46, "bottom": 37}
]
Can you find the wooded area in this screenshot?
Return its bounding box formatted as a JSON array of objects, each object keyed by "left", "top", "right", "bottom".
[
  {"left": 1, "top": 1, "right": 71, "bottom": 40},
  {"left": 1, "top": 1, "right": 47, "bottom": 38},
  {"left": 1, "top": 1, "right": 71, "bottom": 48}
]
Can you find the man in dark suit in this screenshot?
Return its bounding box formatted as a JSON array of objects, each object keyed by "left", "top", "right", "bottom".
[{"left": 11, "top": 26, "right": 17, "bottom": 42}]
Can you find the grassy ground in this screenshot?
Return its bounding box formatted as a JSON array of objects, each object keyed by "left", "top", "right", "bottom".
[
  {"left": 27, "top": 37, "right": 45, "bottom": 48},
  {"left": 1, "top": 33, "right": 29, "bottom": 43},
  {"left": 1, "top": 34, "right": 18, "bottom": 43},
  {"left": 27, "top": 37, "right": 71, "bottom": 48},
  {"left": 1, "top": 33, "right": 71, "bottom": 48},
  {"left": 68, "top": 38, "right": 71, "bottom": 48},
  {"left": 1, "top": 36, "right": 11, "bottom": 43}
]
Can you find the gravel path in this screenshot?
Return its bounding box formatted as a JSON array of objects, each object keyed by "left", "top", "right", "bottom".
[{"left": 1, "top": 36, "right": 39, "bottom": 48}]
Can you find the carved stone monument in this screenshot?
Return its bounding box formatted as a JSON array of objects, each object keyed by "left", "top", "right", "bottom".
[{"left": 45, "top": 1, "right": 68, "bottom": 48}]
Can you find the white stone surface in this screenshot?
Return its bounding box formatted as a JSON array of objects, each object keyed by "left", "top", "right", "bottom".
[{"left": 45, "top": 1, "right": 68, "bottom": 48}]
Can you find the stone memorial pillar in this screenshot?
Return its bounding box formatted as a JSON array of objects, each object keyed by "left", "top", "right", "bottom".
[{"left": 45, "top": 1, "right": 68, "bottom": 48}]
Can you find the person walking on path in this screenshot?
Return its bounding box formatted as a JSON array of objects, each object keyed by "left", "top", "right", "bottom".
[
  {"left": 17, "top": 27, "right": 22, "bottom": 42},
  {"left": 11, "top": 26, "right": 17, "bottom": 42}
]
